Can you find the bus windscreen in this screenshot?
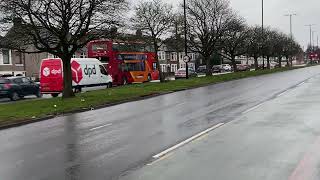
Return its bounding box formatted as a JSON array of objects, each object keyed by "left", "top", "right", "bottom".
[
  {"left": 117, "top": 54, "right": 147, "bottom": 61},
  {"left": 124, "top": 62, "right": 145, "bottom": 71}
]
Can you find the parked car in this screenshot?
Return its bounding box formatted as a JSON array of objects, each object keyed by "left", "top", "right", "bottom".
[
  {"left": 175, "top": 68, "right": 197, "bottom": 78},
  {"left": 40, "top": 58, "right": 113, "bottom": 97},
  {"left": 196, "top": 65, "right": 207, "bottom": 74},
  {"left": 221, "top": 64, "right": 232, "bottom": 72},
  {"left": 212, "top": 65, "right": 224, "bottom": 73},
  {"left": 0, "top": 77, "right": 41, "bottom": 101},
  {"left": 236, "top": 64, "right": 251, "bottom": 71}
]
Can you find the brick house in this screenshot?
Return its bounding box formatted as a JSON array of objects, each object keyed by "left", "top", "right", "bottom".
[{"left": 0, "top": 36, "right": 27, "bottom": 76}]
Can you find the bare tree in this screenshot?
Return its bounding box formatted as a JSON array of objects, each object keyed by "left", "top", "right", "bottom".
[
  {"left": 273, "top": 31, "right": 288, "bottom": 68},
  {"left": 220, "top": 15, "right": 248, "bottom": 72},
  {"left": 0, "top": 0, "right": 127, "bottom": 98},
  {"left": 262, "top": 27, "right": 277, "bottom": 69},
  {"left": 186, "top": 0, "right": 234, "bottom": 75},
  {"left": 247, "top": 25, "right": 263, "bottom": 70},
  {"left": 131, "top": 0, "right": 174, "bottom": 82}
]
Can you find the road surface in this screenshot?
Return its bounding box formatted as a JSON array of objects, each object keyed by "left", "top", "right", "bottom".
[
  {"left": 1, "top": 66, "right": 320, "bottom": 180},
  {"left": 119, "top": 68, "right": 320, "bottom": 180}
]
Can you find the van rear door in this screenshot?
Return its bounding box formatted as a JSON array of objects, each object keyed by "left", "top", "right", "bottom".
[{"left": 40, "top": 59, "right": 63, "bottom": 93}]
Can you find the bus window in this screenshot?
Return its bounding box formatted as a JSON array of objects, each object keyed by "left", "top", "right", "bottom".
[
  {"left": 125, "top": 62, "right": 145, "bottom": 71},
  {"left": 99, "top": 57, "right": 109, "bottom": 64},
  {"left": 117, "top": 54, "right": 148, "bottom": 61},
  {"left": 153, "top": 63, "right": 157, "bottom": 70},
  {"left": 92, "top": 44, "right": 107, "bottom": 51}
]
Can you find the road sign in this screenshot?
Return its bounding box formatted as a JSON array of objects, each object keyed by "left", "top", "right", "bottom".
[{"left": 183, "top": 55, "right": 190, "bottom": 63}]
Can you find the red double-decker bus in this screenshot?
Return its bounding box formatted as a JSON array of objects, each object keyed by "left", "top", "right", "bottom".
[{"left": 87, "top": 40, "right": 159, "bottom": 85}]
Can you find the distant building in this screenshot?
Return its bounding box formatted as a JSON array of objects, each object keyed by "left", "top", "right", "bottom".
[{"left": 158, "top": 43, "right": 199, "bottom": 73}]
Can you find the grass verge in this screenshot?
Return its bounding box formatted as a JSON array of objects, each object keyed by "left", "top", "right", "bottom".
[{"left": 0, "top": 66, "right": 309, "bottom": 126}]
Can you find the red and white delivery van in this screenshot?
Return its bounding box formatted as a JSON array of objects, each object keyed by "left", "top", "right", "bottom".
[{"left": 40, "top": 58, "right": 113, "bottom": 97}]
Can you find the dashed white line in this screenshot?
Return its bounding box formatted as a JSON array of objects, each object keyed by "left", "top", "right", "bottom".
[
  {"left": 90, "top": 123, "right": 112, "bottom": 131},
  {"left": 152, "top": 123, "right": 225, "bottom": 159},
  {"left": 242, "top": 103, "right": 265, "bottom": 114},
  {"left": 298, "top": 82, "right": 306, "bottom": 87},
  {"left": 277, "top": 90, "right": 289, "bottom": 97}
]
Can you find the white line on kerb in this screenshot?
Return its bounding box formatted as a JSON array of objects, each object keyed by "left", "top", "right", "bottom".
[
  {"left": 152, "top": 123, "right": 225, "bottom": 159},
  {"left": 90, "top": 123, "right": 112, "bottom": 131}
]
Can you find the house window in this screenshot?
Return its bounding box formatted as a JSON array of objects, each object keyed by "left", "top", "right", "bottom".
[
  {"left": 171, "top": 53, "right": 177, "bottom": 61},
  {"left": 180, "top": 63, "right": 186, "bottom": 69},
  {"left": 48, "top": 53, "right": 58, "bottom": 58},
  {"left": 171, "top": 64, "right": 177, "bottom": 72},
  {"left": 2, "top": 49, "right": 10, "bottom": 64},
  {"left": 160, "top": 64, "right": 167, "bottom": 72},
  {"left": 72, "top": 54, "right": 77, "bottom": 58},
  {"left": 80, "top": 52, "right": 87, "bottom": 58},
  {"left": 158, "top": 51, "right": 166, "bottom": 60},
  {"left": 179, "top": 53, "right": 184, "bottom": 61},
  {"left": 191, "top": 53, "right": 195, "bottom": 61}
]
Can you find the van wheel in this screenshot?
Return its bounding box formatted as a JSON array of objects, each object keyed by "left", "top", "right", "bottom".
[
  {"left": 10, "top": 92, "right": 20, "bottom": 101},
  {"left": 107, "top": 82, "right": 113, "bottom": 88},
  {"left": 123, "top": 77, "right": 128, "bottom": 85},
  {"left": 51, "top": 93, "right": 59, "bottom": 98},
  {"left": 74, "top": 86, "right": 82, "bottom": 93},
  {"left": 147, "top": 74, "right": 152, "bottom": 82},
  {"left": 36, "top": 90, "right": 42, "bottom": 98}
]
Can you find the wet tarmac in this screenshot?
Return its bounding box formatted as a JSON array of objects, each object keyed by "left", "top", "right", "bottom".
[
  {"left": 0, "top": 66, "right": 320, "bottom": 180},
  {"left": 119, "top": 69, "right": 320, "bottom": 180}
]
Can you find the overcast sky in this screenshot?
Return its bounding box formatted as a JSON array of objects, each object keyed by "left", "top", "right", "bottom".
[{"left": 153, "top": 0, "right": 320, "bottom": 50}]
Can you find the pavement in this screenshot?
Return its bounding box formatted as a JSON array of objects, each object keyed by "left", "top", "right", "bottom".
[
  {"left": 119, "top": 70, "right": 320, "bottom": 180},
  {"left": 0, "top": 66, "right": 320, "bottom": 180}
]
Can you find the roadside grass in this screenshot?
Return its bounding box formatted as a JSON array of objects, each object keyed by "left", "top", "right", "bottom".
[{"left": 0, "top": 66, "right": 307, "bottom": 126}]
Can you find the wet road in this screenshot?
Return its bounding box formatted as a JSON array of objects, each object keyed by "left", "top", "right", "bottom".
[
  {"left": 119, "top": 69, "right": 320, "bottom": 180},
  {"left": 1, "top": 66, "right": 320, "bottom": 180}
]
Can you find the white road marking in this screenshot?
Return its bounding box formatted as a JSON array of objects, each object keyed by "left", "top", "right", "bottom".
[
  {"left": 277, "top": 90, "right": 289, "bottom": 97},
  {"left": 298, "top": 81, "right": 305, "bottom": 87},
  {"left": 90, "top": 123, "right": 112, "bottom": 131},
  {"left": 152, "top": 123, "right": 225, "bottom": 159},
  {"left": 242, "top": 103, "right": 265, "bottom": 114}
]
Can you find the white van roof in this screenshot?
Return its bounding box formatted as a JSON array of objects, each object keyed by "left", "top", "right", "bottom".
[
  {"left": 43, "top": 58, "right": 100, "bottom": 63},
  {"left": 71, "top": 58, "right": 100, "bottom": 62}
]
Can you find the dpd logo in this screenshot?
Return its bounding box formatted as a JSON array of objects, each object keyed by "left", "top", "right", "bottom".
[
  {"left": 43, "top": 67, "right": 50, "bottom": 77},
  {"left": 71, "top": 61, "right": 83, "bottom": 84},
  {"left": 84, "top": 65, "right": 97, "bottom": 77}
]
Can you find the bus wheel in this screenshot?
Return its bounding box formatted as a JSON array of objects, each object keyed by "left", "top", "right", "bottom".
[
  {"left": 51, "top": 93, "right": 59, "bottom": 98},
  {"left": 147, "top": 74, "right": 152, "bottom": 82},
  {"left": 123, "top": 77, "right": 128, "bottom": 85}
]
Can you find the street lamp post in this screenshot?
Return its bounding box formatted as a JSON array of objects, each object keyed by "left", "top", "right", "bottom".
[
  {"left": 285, "top": 13, "right": 297, "bottom": 67},
  {"left": 312, "top": 31, "right": 316, "bottom": 51},
  {"left": 305, "top": 24, "right": 315, "bottom": 50},
  {"left": 285, "top": 13, "right": 297, "bottom": 39},
  {"left": 305, "top": 24, "right": 316, "bottom": 63},
  {"left": 183, "top": 0, "right": 189, "bottom": 79},
  {"left": 261, "top": 0, "right": 264, "bottom": 69}
]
